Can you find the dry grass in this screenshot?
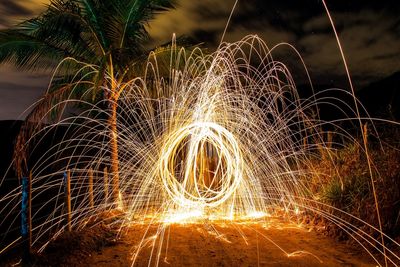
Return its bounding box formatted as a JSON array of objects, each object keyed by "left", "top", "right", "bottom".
[{"left": 305, "top": 127, "right": 400, "bottom": 246}]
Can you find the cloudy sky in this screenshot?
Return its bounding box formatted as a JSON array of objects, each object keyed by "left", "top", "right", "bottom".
[{"left": 0, "top": 0, "right": 399, "bottom": 119}]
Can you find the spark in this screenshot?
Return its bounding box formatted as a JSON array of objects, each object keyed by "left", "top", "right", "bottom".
[
  {"left": 163, "top": 209, "right": 204, "bottom": 224},
  {"left": 0, "top": 35, "right": 399, "bottom": 266}
]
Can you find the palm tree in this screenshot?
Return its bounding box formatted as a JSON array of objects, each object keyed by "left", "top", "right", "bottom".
[{"left": 0, "top": 0, "right": 178, "bottom": 203}]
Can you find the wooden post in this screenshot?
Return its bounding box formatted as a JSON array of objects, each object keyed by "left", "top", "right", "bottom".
[
  {"left": 327, "top": 131, "right": 333, "bottom": 149},
  {"left": 104, "top": 167, "right": 108, "bottom": 205},
  {"left": 88, "top": 168, "right": 94, "bottom": 208},
  {"left": 363, "top": 123, "right": 368, "bottom": 146},
  {"left": 21, "top": 173, "right": 32, "bottom": 262},
  {"left": 64, "top": 170, "right": 72, "bottom": 231},
  {"left": 28, "top": 172, "right": 32, "bottom": 250},
  {"left": 303, "top": 137, "right": 307, "bottom": 150}
]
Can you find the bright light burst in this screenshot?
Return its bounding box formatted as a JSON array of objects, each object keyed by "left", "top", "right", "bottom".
[{"left": 1, "top": 35, "right": 399, "bottom": 266}]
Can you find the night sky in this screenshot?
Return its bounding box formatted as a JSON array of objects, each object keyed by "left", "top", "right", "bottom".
[{"left": 0, "top": 0, "right": 399, "bottom": 119}]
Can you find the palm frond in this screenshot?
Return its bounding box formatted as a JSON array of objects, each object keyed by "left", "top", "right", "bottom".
[
  {"left": 79, "top": 0, "right": 109, "bottom": 49},
  {"left": 0, "top": 30, "right": 65, "bottom": 71}
]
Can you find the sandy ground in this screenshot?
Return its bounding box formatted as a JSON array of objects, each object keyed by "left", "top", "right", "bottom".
[{"left": 76, "top": 218, "right": 376, "bottom": 267}]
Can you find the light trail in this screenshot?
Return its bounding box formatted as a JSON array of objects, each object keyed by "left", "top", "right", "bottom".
[{"left": 0, "top": 34, "right": 398, "bottom": 266}]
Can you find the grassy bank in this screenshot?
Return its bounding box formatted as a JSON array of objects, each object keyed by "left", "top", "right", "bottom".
[{"left": 304, "top": 125, "right": 400, "bottom": 248}]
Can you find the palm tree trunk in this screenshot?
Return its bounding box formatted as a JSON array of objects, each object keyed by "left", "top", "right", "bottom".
[{"left": 109, "top": 97, "right": 120, "bottom": 205}]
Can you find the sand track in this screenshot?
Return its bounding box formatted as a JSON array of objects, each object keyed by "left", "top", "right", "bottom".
[{"left": 78, "top": 218, "right": 376, "bottom": 267}]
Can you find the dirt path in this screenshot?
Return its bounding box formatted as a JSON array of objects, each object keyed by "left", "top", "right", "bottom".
[{"left": 79, "top": 218, "right": 376, "bottom": 267}]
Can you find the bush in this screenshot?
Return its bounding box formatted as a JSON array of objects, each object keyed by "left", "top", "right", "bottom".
[{"left": 304, "top": 129, "right": 400, "bottom": 242}]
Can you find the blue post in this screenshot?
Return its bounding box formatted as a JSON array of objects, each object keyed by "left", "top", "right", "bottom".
[
  {"left": 21, "top": 175, "right": 31, "bottom": 263},
  {"left": 21, "top": 177, "right": 28, "bottom": 238},
  {"left": 63, "top": 171, "right": 67, "bottom": 194}
]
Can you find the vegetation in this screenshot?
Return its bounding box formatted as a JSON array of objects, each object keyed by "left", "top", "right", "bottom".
[
  {"left": 306, "top": 126, "right": 400, "bottom": 245},
  {"left": 0, "top": 0, "right": 182, "bottom": 201}
]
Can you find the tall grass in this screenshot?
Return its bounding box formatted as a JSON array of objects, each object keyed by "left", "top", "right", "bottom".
[{"left": 306, "top": 126, "right": 400, "bottom": 244}]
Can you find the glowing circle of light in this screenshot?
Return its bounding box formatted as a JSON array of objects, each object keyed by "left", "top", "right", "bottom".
[{"left": 159, "top": 122, "right": 244, "bottom": 208}]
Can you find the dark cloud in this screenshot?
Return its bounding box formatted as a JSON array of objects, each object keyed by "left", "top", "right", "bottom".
[
  {"left": 0, "top": 0, "right": 32, "bottom": 17},
  {"left": 0, "top": 0, "right": 400, "bottom": 119},
  {"left": 0, "top": 0, "right": 49, "bottom": 119},
  {"left": 0, "top": 0, "right": 46, "bottom": 29},
  {"left": 0, "top": 65, "right": 49, "bottom": 119},
  {"left": 298, "top": 9, "right": 400, "bottom": 85},
  {"left": 148, "top": 0, "right": 400, "bottom": 87}
]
